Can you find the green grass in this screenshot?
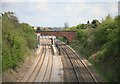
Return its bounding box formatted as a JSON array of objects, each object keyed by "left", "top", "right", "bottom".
[{"left": 89, "top": 59, "right": 109, "bottom": 82}]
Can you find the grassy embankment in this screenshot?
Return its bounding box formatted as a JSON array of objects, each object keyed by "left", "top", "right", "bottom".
[
  {"left": 2, "top": 12, "right": 36, "bottom": 71},
  {"left": 62, "top": 15, "right": 119, "bottom": 82}
]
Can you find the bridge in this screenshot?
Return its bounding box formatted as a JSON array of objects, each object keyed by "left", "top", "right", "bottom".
[{"left": 36, "top": 31, "right": 76, "bottom": 44}]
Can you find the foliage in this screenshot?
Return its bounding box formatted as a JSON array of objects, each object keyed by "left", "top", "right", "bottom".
[
  {"left": 76, "top": 24, "right": 85, "bottom": 29},
  {"left": 57, "top": 36, "right": 68, "bottom": 44},
  {"left": 76, "top": 30, "right": 87, "bottom": 42},
  {"left": 91, "top": 19, "right": 100, "bottom": 28},
  {"left": 2, "top": 12, "right": 36, "bottom": 71},
  {"left": 0, "top": 16, "right": 2, "bottom": 73},
  {"left": 69, "top": 15, "right": 119, "bottom": 82},
  {"left": 36, "top": 27, "right": 41, "bottom": 32},
  {"left": 64, "top": 26, "right": 78, "bottom": 31}
]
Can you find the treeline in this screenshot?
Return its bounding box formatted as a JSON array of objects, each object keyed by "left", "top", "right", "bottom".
[
  {"left": 66, "top": 15, "right": 120, "bottom": 82},
  {"left": 2, "top": 12, "right": 36, "bottom": 71}
]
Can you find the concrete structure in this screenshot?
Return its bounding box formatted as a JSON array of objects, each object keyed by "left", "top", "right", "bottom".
[
  {"left": 40, "top": 36, "right": 56, "bottom": 45},
  {"left": 51, "top": 27, "right": 64, "bottom": 31},
  {"left": 36, "top": 31, "right": 76, "bottom": 44},
  {"left": 37, "top": 34, "right": 56, "bottom": 45}
]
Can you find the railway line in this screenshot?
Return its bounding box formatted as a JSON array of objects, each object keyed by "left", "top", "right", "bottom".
[
  {"left": 35, "top": 45, "right": 52, "bottom": 82},
  {"left": 20, "top": 39, "right": 102, "bottom": 83},
  {"left": 56, "top": 40, "right": 102, "bottom": 83},
  {"left": 21, "top": 39, "right": 63, "bottom": 82},
  {"left": 21, "top": 45, "right": 46, "bottom": 82}
]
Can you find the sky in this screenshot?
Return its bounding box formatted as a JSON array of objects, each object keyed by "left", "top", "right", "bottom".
[{"left": 1, "top": 0, "right": 119, "bottom": 27}]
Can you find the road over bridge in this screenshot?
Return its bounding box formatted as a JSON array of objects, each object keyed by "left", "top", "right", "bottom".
[{"left": 36, "top": 31, "right": 76, "bottom": 44}]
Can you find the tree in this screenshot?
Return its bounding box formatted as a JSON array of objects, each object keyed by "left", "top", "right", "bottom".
[
  {"left": 36, "top": 27, "right": 41, "bottom": 32},
  {"left": 87, "top": 20, "right": 90, "bottom": 24},
  {"left": 80, "top": 24, "right": 85, "bottom": 29},
  {"left": 104, "top": 14, "right": 113, "bottom": 23},
  {"left": 91, "top": 19, "right": 100, "bottom": 28},
  {"left": 76, "top": 24, "right": 81, "bottom": 30},
  {"left": 3, "top": 12, "right": 19, "bottom": 27},
  {"left": 2, "top": 12, "right": 36, "bottom": 71},
  {"left": 86, "top": 20, "right": 91, "bottom": 29},
  {"left": 77, "top": 30, "right": 87, "bottom": 42}
]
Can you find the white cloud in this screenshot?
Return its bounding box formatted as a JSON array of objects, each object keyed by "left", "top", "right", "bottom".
[
  {"left": 107, "top": 2, "right": 118, "bottom": 14},
  {"left": 91, "top": 3, "right": 117, "bottom": 18},
  {"left": 47, "top": 0, "right": 119, "bottom": 2},
  {"left": 2, "top": 1, "right": 118, "bottom": 27},
  {"left": 2, "top": 0, "right": 49, "bottom": 12},
  {"left": 27, "top": 2, "right": 49, "bottom": 12},
  {"left": 92, "top": 5, "right": 107, "bottom": 17},
  {"left": 2, "top": 0, "right": 48, "bottom": 2},
  {"left": 2, "top": 0, "right": 16, "bottom": 2},
  {"left": 65, "top": 3, "right": 87, "bottom": 12},
  {"left": 2, "top": 0, "right": 119, "bottom": 2}
]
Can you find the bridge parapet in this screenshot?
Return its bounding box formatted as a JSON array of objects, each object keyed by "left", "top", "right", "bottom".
[{"left": 36, "top": 31, "right": 76, "bottom": 44}]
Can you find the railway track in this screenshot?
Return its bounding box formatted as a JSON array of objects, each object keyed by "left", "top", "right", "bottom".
[
  {"left": 21, "top": 45, "right": 54, "bottom": 82},
  {"left": 21, "top": 39, "right": 63, "bottom": 82},
  {"left": 21, "top": 45, "right": 46, "bottom": 82},
  {"left": 20, "top": 39, "right": 101, "bottom": 83},
  {"left": 35, "top": 45, "right": 52, "bottom": 82},
  {"left": 56, "top": 40, "right": 100, "bottom": 83}
]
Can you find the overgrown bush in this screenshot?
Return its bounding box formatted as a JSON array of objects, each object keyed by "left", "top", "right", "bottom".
[
  {"left": 76, "top": 30, "right": 87, "bottom": 43},
  {"left": 2, "top": 12, "right": 36, "bottom": 71},
  {"left": 69, "top": 15, "right": 119, "bottom": 82}
]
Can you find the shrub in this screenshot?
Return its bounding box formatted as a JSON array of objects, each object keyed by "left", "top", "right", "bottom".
[{"left": 2, "top": 12, "right": 36, "bottom": 71}]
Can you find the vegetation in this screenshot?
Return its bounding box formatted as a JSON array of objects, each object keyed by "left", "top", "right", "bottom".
[
  {"left": 0, "top": 15, "right": 2, "bottom": 73},
  {"left": 1, "top": 11, "right": 119, "bottom": 82},
  {"left": 57, "top": 36, "right": 68, "bottom": 44},
  {"left": 2, "top": 12, "right": 36, "bottom": 71},
  {"left": 67, "top": 15, "right": 119, "bottom": 82}
]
